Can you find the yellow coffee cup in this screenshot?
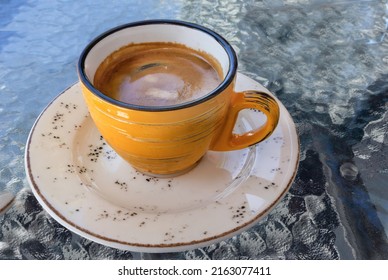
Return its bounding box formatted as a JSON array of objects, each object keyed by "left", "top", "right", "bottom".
[{"left": 78, "top": 20, "right": 280, "bottom": 176}]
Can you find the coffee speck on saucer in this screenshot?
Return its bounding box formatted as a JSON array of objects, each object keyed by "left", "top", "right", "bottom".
[{"left": 114, "top": 180, "right": 128, "bottom": 191}]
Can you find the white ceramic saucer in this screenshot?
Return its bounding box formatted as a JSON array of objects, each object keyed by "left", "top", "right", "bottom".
[{"left": 25, "top": 73, "right": 299, "bottom": 253}]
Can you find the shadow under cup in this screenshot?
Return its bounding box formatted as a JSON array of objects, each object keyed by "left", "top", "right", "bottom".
[{"left": 77, "top": 20, "right": 280, "bottom": 176}]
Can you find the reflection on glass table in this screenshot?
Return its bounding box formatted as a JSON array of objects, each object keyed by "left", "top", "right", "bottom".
[{"left": 0, "top": 0, "right": 387, "bottom": 259}]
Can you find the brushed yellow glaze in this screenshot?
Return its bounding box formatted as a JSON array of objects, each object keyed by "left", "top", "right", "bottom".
[
  {"left": 81, "top": 82, "right": 231, "bottom": 175},
  {"left": 81, "top": 79, "right": 279, "bottom": 175}
]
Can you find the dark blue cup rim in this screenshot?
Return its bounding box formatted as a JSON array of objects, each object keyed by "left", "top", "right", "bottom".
[{"left": 77, "top": 19, "right": 238, "bottom": 112}]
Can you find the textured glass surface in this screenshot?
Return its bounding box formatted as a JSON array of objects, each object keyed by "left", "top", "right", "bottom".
[{"left": 1, "top": 0, "right": 387, "bottom": 259}]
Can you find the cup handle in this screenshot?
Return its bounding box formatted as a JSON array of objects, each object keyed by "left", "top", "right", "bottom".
[{"left": 211, "top": 90, "right": 280, "bottom": 151}]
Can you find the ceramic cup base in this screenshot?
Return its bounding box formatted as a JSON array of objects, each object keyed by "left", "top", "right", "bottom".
[{"left": 133, "top": 159, "right": 202, "bottom": 178}]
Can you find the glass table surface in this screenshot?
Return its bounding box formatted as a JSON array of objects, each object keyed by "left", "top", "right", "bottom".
[{"left": 0, "top": 0, "right": 387, "bottom": 259}]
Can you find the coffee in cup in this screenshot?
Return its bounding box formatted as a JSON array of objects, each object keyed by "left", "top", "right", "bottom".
[{"left": 93, "top": 42, "right": 223, "bottom": 107}]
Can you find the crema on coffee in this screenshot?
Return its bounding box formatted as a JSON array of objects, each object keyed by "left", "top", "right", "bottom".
[{"left": 94, "top": 42, "right": 223, "bottom": 106}]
